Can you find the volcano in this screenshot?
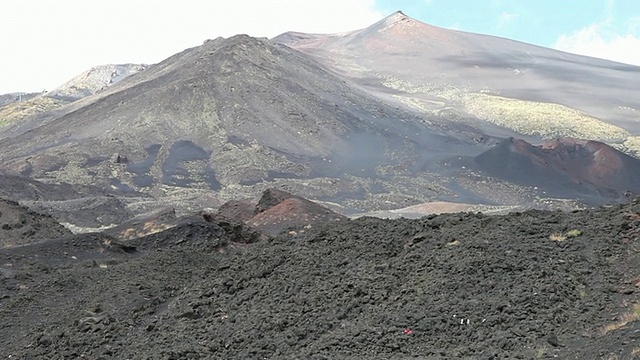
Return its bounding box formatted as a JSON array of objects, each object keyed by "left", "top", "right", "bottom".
[
  {"left": 1, "top": 11, "right": 640, "bottom": 219},
  {"left": 275, "top": 11, "right": 640, "bottom": 137},
  {"left": 2, "top": 11, "right": 640, "bottom": 359},
  {"left": 0, "top": 32, "right": 489, "bottom": 215}
]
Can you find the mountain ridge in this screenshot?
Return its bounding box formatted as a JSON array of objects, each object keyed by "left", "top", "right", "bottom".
[
  {"left": 1, "top": 11, "right": 639, "bottom": 220},
  {"left": 0, "top": 63, "right": 147, "bottom": 138}
]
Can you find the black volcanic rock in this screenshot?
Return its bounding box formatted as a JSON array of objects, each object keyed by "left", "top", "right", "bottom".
[
  {"left": 2, "top": 199, "right": 640, "bottom": 358},
  {"left": 216, "top": 199, "right": 257, "bottom": 222}
]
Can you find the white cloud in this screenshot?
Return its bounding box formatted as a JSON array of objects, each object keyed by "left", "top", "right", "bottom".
[
  {"left": 0, "top": 0, "right": 383, "bottom": 93},
  {"left": 498, "top": 12, "right": 518, "bottom": 29},
  {"left": 553, "top": 21, "right": 640, "bottom": 66}
]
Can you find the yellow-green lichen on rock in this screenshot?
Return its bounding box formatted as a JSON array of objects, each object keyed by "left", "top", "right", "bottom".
[
  {"left": 0, "top": 97, "right": 66, "bottom": 127},
  {"left": 463, "top": 93, "right": 629, "bottom": 142},
  {"left": 617, "top": 136, "right": 640, "bottom": 158}
]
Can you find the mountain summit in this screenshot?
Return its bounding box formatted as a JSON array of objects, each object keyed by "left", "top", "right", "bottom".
[{"left": 356, "top": 10, "right": 429, "bottom": 36}]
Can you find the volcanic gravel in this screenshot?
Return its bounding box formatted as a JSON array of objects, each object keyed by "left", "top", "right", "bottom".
[{"left": 2, "top": 201, "right": 640, "bottom": 359}]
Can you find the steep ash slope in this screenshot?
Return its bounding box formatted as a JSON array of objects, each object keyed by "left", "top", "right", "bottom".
[
  {"left": 276, "top": 11, "right": 640, "bottom": 144},
  {"left": 1, "top": 200, "right": 639, "bottom": 359}
]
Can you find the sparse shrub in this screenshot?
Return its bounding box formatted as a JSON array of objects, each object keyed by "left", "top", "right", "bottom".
[
  {"left": 549, "top": 233, "right": 567, "bottom": 242},
  {"left": 536, "top": 346, "right": 548, "bottom": 359},
  {"left": 549, "top": 229, "right": 581, "bottom": 241},
  {"left": 566, "top": 229, "right": 582, "bottom": 238}
]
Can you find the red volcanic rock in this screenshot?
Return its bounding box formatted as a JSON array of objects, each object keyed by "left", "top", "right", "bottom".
[
  {"left": 475, "top": 137, "right": 640, "bottom": 198},
  {"left": 217, "top": 188, "right": 346, "bottom": 236},
  {"left": 249, "top": 197, "right": 345, "bottom": 236},
  {"left": 537, "top": 138, "right": 625, "bottom": 186}
]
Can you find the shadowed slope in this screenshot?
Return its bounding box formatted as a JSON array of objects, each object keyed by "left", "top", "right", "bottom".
[{"left": 0, "top": 198, "right": 72, "bottom": 248}]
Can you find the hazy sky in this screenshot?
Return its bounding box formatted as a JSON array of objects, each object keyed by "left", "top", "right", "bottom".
[{"left": 1, "top": 0, "right": 639, "bottom": 94}]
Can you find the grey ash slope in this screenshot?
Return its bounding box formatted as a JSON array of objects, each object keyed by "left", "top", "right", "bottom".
[
  {"left": 0, "top": 34, "right": 493, "bottom": 213},
  {"left": 275, "top": 11, "right": 640, "bottom": 138}
]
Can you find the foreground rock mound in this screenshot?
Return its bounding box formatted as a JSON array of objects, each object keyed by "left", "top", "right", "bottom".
[
  {"left": 0, "top": 174, "right": 139, "bottom": 229},
  {"left": 0, "top": 198, "right": 71, "bottom": 248},
  {"left": 217, "top": 188, "right": 346, "bottom": 235},
  {"left": 1, "top": 199, "right": 640, "bottom": 358}
]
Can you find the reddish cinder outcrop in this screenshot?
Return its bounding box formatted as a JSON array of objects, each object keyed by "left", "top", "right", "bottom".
[
  {"left": 217, "top": 188, "right": 346, "bottom": 236},
  {"left": 475, "top": 137, "right": 640, "bottom": 197}
]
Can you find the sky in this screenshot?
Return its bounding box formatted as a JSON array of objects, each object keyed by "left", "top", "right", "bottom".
[{"left": 1, "top": 0, "right": 639, "bottom": 94}]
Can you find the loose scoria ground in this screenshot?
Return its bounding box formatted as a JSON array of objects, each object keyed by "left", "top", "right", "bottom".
[{"left": 1, "top": 201, "right": 640, "bottom": 359}]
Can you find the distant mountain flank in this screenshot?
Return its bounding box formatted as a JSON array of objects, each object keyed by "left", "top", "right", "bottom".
[
  {"left": 275, "top": 11, "right": 640, "bottom": 151},
  {"left": 48, "top": 63, "right": 148, "bottom": 101},
  {"left": 1, "top": 11, "right": 639, "bottom": 219},
  {"left": 0, "top": 92, "right": 41, "bottom": 108},
  {"left": 0, "top": 63, "right": 146, "bottom": 129}
]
